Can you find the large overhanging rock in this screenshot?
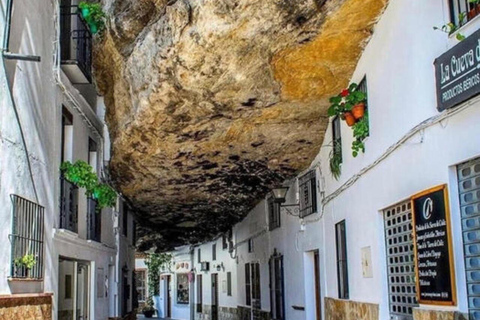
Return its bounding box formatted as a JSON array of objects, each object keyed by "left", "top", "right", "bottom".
[{"left": 95, "top": 0, "right": 388, "bottom": 250}]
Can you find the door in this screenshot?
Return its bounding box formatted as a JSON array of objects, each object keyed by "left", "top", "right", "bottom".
[
  {"left": 211, "top": 274, "right": 219, "bottom": 320},
  {"left": 76, "top": 263, "right": 90, "bottom": 320},
  {"left": 166, "top": 275, "right": 172, "bottom": 318},
  {"left": 251, "top": 263, "right": 261, "bottom": 320},
  {"left": 314, "top": 251, "right": 321, "bottom": 320},
  {"left": 269, "top": 253, "right": 285, "bottom": 320}
]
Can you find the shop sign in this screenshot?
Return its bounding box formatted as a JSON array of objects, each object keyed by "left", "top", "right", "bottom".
[
  {"left": 411, "top": 184, "right": 456, "bottom": 305},
  {"left": 434, "top": 28, "right": 480, "bottom": 111}
]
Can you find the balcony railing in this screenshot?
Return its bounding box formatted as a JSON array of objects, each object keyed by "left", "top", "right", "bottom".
[
  {"left": 450, "top": 0, "right": 480, "bottom": 27},
  {"left": 9, "top": 195, "right": 45, "bottom": 279},
  {"left": 87, "top": 198, "right": 101, "bottom": 242},
  {"left": 60, "top": 177, "right": 78, "bottom": 232},
  {"left": 60, "top": 5, "right": 92, "bottom": 83}
]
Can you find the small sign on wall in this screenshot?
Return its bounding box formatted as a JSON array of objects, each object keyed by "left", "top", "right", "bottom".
[
  {"left": 411, "top": 184, "right": 456, "bottom": 305},
  {"left": 361, "top": 246, "right": 373, "bottom": 278}
]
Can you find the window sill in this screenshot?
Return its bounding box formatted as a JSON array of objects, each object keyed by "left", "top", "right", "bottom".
[
  {"left": 450, "top": 14, "right": 480, "bottom": 40},
  {"left": 7, "top": 277, "right": 43, "bottom": 282}
]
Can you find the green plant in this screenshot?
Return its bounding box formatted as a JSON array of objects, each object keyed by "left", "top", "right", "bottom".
[
  {"left": 328, "top": 83, "right": 366, "bottom": 118},
  {"left": 142, "top": 297, "right": 156, "bottom": 312},
  {"left": 351, "top": 113, "right": 369, "bottom": 157},
  {"left": 329, "top": 140, "right": 342, "bottom": 180},
  {"left": 14, "top": 254, "right": 36, "bottom": 270},
  {"left": 433, "top": 12, "right": 467, "bottom": 41},
  {"left": 145, "top": 253, "right": 172, "bottom": 296},
  {"left": 61, "top": 161, "right": 117, "bottom": 210},
  {"left": 78, "top": 1, "right": 106, "bottom": 34}
]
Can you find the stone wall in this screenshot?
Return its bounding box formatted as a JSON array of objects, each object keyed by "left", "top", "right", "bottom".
[
  {"left": 413, "top": 308, "right": 467, "bottom": 320},
  {"left": 0, "top": 293, "right": 52, "bottom": 320},
  {"left": 325, "top": 297, "right": 378, "bottom": 320}
]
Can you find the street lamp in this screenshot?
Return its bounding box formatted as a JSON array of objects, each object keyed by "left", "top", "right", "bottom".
[{"left": 271, "top": 186, "right": 300, "bottom": 216}]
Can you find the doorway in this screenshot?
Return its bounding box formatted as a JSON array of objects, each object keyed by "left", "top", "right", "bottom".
[
  {"left": 314, "top": 251, "right": 321, "bottom": 320},
  {"left": 164, "top": 275, "right": 172, "bottom": 318},
  {"left": 211, "top": 274, "right": 219, "bottom": 320},
  {"left": 58, "top": 258, "right": 90, "bottom": 320},
  {"left": 304, "top": 251, "right": 322, "bottom": 320}
]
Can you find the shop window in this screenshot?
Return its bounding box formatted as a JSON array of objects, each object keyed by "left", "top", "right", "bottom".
[
  {"left": 449, "top": 0, "right": 480, "bottom": 27},
  {"left": 177, "top": 273, "right": 189, "bottom": 304},
  {"left": 268, "top": 197, "right": 281, "bottom": 231},
  {"left": 196, "top": 275, "right": 203, "bottom": 312},
  {"left": 10, "top": 195, "right": 45, "bottom": 279},
  {"left": 299, "top": 170, "right": 318, "bottom": 218},
  {"left": 383, "top": 201, "right": 417, "bottom": 319},
  {"left": 335, "top": 220, "right": 349, "bottom": 299}
]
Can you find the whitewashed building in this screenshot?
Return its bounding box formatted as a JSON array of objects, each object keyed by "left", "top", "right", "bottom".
[
  {"left": 160, "top": 1, "right": 480, "bottom": 320},
  {"left": 0, "top": 0, "right": 135, "bottom": 319}
]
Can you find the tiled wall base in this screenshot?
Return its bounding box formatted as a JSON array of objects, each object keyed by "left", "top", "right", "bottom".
[
  {"left": 325, "top": 297, "right": 379, "bottom": 320},
  {"left": 196, "top": 305, "right": 240, "bottom": 320},
  {"left": 0, "top": 293, "right": 52, "bottom": 320},
  {"left": 413, "top": 308, "right": 467, "bottom": 320}
]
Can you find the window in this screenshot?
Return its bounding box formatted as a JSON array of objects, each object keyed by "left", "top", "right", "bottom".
[
  {"left": 9, "top": 195, "right": 45, "bottom": 279},
  {"left": 268, "top": 197, "right": 281, "bottom": 231},
  {"left": 336, "top": 220, "right": 349, "bottom": 299},
  {"left": 177, "top": 274, "right": 189, "bottom": 304},
  {"left": 222, "top": 234, "right": 228, "bottom": 250},
  {"left": 65, "top": 274, "right": 72, "bottom": 299},
  {"left": 212, "top": 244, "right": 216, "bottom": 261},
  {"left": 61, "top": 107, "right": 73, "bottom": 163},
  {"left": 245, "top": 263, "right": 251, "bottom": 306},
  {"left": 196, "top": 275, "right": 203, "bottom": 312},
  {"left": 227, "top": 272, "right": 232, "bottom": 296},
  {"left": 135, "top": 270, "right": 147, "bottom": 302},
  {"left": 299, "top": 170, "right": 318, "bottom": 218},
  {"left": 132, "top": 221, "right": 137, "bottom": 246},
  {"left": 248, "top": 238, "right": 254, "bottom": 253},
  {"left": 449, "top": 0, "right": 480, "bottom": 27},
  {"left": 87, "top": 197, "right": 101, "bottom": 242},
  {"left": 198, "top": 248, "right": 201, "bottom": 263},
  {"left": 384, "top": 201, "right": 417, "bottom": 319},
  {"left": 88, "top": 138, "right": 98, "bottom": 173},
  {"left": 332, "top": 116, "right": 342, "bottom": 163},
  {"left": 123, "top": 202, "right": 128, "bottom": 237},
  {"left": 269, "top": 253, "right": 285, "bottom": 320},
  {"left": 252, "top": 263, "right": 261, "bottom": 309}
]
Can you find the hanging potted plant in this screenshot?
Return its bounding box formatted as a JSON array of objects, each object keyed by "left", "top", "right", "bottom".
[{"left": 328, "top": 83, "right": 367, "bottom": 126}]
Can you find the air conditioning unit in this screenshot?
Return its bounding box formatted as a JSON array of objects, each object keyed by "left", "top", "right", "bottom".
[{"left": 200, "top": 261, "right": 210, "bottom": 271}]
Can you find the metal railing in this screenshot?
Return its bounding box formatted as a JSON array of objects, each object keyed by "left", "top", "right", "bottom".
[
  {"left": 450, "top": 0, "right": 480, "bottom": 26},
  {"left": 9, "top": 195, "right": 45, "bottom": 279},
  {"left": 87, "top": 198, "right": 101, "bottom": 242},
  {"left": 60, "top": 177, "right": 78, "bottom": 232},
  {"left": 60, "top": 5, "right": 93, "bottom": 82}
]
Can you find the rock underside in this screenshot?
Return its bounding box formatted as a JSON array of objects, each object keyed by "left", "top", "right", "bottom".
[{"left": 95, "top": 0, "right": 388, "bottom": 250}]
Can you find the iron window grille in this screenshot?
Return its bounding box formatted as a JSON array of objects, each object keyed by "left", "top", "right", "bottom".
[
  {"left": 60, "top": 176, "right": 78, "bottom": 232},
  {"left": 268, "top": 197, "right": 281, "bottom": 231},
  {"left": 135, "top": 270, "right": 147, "bottom": 302},
  {"left": 197, "top": 274, "right": 203, "bottom": 312},
  {"left": 245, "top": 263, "right": 251, "bottom": 306},
  {"left": 299, "top": 170, "right": 318, "bottom": 218},
  {"left": 60, "top": 4, "right": 93, "bottom": 83},
  {"left": 87, "top": 197, "right": 101, "bottom": 242},
  {"left": 227, "top": 271, "right": 232, "bottom": 296},
  {"left": 449, "top": 0, "right": 480, "bottom": 27},
  {"left": 383, "top": 201, "right": 417, "bottom": 320},
  {"left": 9, "top": 195, "right": 45, "bottom": 279},
  {"left": 212, "top": 244, "right": 217, "bottom": 261},
  {"left": 336, "top": 220, "right": 349, "bottom": 299}
]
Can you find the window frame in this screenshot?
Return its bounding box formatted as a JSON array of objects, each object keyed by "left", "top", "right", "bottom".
[
  {"left": 298, "top": 170, "right": 318, "bottom": 218},
  {"left": 336, "top": 220, "right": 349, "bottom": 299},
  {"left": 268, "top": 197, "right": 281, "bottom": 231}
]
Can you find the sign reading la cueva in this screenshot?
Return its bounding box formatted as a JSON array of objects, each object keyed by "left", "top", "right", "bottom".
[{"left": 435, "top": 28, "right": 480, "bottom": 111}]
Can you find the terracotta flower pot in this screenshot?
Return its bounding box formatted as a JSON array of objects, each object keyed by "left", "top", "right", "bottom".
[
  {"left": 343, "top": 112, "right": 356, "bottom": 127},
  {"left": 468, "top": 5, "right": 480, "bottom": 20},
  {"left": 352, "top": 103, "right": 365, "bottom": 119}
]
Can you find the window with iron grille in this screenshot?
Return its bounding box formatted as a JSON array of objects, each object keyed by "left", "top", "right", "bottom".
[
  {"left": 60, "top": 176, "right": 78, "bottom": 232},
  {"left": 336, "top": 220, "right": 349, "bottom": 299},
  {"left": 268, "top": 197, "right": 281, "bottom": 231},
  {"left": 449, "top": 0, "right": 480, "bottom": 28},
  {"left": 212, "top": 244, "right": 217, "bottom": 260},
  {"left": 9, "top": 195, "right": 45, "bottom": 279},
  {"left": 245, "top": 263, "right": 251, "bottom": 306},
  {"left": 332, "top": 116, "right": 342, "bottom": 163},
  {"left": 383, "top": 201, "right": 417, "bottom": 320},
  {"left": 87, "top": 197, "right": 101, "bottom": 242},
  {"left": 197, "top": 274, "right": 203, "bottom": 312},
  {"left": 458, "top": 158, "right": 480, "bottom": 320},
  {"left": 227, "top": 271, "right": 232, "bottom": 296},
  {"left": 135, "top": 270, "right": 147, "bottom": 302},
  {"left": 299, "top": 170, "right": 317, "bottom": 218}
]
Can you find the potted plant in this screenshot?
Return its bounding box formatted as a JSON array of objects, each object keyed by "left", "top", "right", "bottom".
[
  {"left": 468, "top": 0, "right": 480, "bottom": 20},
  {"left": 351, "top": 114, "right": 369, "bottom": 157},
  {"left": 328, "top": 83, "right": 366, "bottom": 126},
  {"left": 14, "top": 254, "right": 36, "bottom": 278},
  {"left": 329, "top": 140, "right": 342, "bottom": 180},
  {"left": 78, "top": 1, "right": 106, "bottom": 34},
  {"left": 142, "top": 297, "right": 156, "bottom": 318}
]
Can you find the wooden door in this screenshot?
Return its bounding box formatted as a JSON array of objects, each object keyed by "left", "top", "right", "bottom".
[
  {"left": 166, "top": 275, "right": 172, "bottom": 318},
  {"left": 314, "top": 251, "right": 322, "bottom": 320},
  {"left": 211, "top": 274, "right": 219, "bottom": 320}
]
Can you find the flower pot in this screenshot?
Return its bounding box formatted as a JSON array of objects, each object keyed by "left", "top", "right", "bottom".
[
  {"left": 343, "top": 112, "right": 356, "bottom": 127},
  {"left": 143, "top": 310, "right": 155, "bottom": 318},
  {"left": 352, "top": 103, "right": 365, "bottom": 119},
  {"left": 468, "top": 4, "right": 480, "bottom": 20}
]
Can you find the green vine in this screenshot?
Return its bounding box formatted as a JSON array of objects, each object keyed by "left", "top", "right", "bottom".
[
  {"left": 61, "top": 160, "right": 117, "bottom": 210},
  {"left": 329, "top": 140, "right": 342, "bottom": 180},
  {"left": 351, "top": 113, "right": 369, "bottom": 157},
  {"left": 78, "top": 1, "right": 106, "bottom": 34},
  {"left": 145, "top": 253, "right": 172, "bottom": 296}
]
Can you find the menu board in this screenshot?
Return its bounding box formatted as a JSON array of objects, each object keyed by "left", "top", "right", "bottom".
[{"left": 412, "top": 185, "right": 456, "bottom": 305}]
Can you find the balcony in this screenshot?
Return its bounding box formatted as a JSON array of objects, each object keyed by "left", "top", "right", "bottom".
[
  {"left": 87, "top": 198, "right": 101, "bottom": 242},
  {"left": 60, "top": 5, "right": 92, "bottom": 84},
  {"left": 60, "top": 177, "right": 78, "bottom": 233}
]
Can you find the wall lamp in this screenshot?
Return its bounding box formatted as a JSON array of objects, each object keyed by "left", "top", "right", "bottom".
[
  {"left": 271, "top": 186, "right": 300, "bottom": 216},
  {"left": 216, "top": 262, "right": 224, "bottom": 272}
]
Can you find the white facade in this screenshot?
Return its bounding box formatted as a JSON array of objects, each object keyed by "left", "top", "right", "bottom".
[
  {"left": 162, "top": 1, "right": 480, "bottom": 320},
  {"left": 0, "top": 0, "right": 135, "bottom": 319}
]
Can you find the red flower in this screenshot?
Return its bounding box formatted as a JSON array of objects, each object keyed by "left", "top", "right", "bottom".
[{"left": 340, "top": 89, "right": 349, "bottom": 97}]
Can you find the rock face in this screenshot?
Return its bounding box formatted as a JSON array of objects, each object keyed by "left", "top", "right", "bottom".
[{"left": 95, "top": 0, "right": 388, "bottom": 249}]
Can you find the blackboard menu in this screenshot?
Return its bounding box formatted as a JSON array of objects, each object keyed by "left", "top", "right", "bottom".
[{"left": 412, "top": 185, "right": 456, "bottom": 305}]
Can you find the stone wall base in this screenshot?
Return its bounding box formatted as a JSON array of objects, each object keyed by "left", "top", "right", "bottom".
[
  {"left": 413, "top": 308, "right": 467, "bottom": 320},
  {"left": 325, "top": 297, "right": 379, "bottom": 320},
  {"left": 0, "top": 293, "right": 52, "bottom": 320}
]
